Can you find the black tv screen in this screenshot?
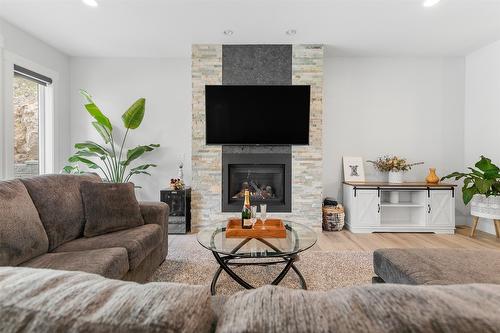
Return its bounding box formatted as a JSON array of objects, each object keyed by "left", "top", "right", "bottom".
[{"left": 205, "top": 85, "right": 310, "bottom": 145}]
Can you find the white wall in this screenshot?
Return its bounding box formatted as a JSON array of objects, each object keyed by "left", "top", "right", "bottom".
[
  {"left": 323, "top": 57, "right": 466, "bottom": 223},
  {"left": 2, "top": 14, "right": 494, "bottom": 233},
  {"left": 70, "top": 56, "right": 468, "bottom": 221},
  {"left": 465, "top": 40, "right": 500, "bottom": 235},
  {"left": 70, "top": 58, "right": 191, "bottom": 201},
  {"left": 0, "top": 18, "right": 71, "bottom": 176}
]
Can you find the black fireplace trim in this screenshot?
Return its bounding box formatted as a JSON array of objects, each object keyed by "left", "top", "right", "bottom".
[{"left": 222, "top": 146, "right": 292, "bottom": 213}]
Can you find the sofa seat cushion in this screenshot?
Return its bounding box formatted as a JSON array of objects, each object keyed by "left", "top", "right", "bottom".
[
  {"left": 374, "top": 248, "right": 500, "bottom": 285},
  {"left": 80, "top": 182, "right": 144, "bottom": 237},
  {"left": 0, "top": 179, "right": 49, "bottom": 266},
  {"left": 20, "top": 248, "right": 129, "bottom": 280},
  {"left": 54, "top": 224, "right": 162, "bottom": 270},
  {"left": 20, "top": 173, "right": 101, "bottom": 251},
  {"left": 217, "top": 284, "right": 500, "bottom": 333},
  {"left": 0, "top": 267, "right": 214, "bottom": 333}
]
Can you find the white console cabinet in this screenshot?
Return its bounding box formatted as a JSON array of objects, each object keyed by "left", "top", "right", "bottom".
[{"left": 343, "top": 182, "right": 456, "bottom": 234}]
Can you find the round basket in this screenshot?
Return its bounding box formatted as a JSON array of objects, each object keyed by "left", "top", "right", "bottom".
[
  {"left": 322, "top": 204, "right": 345, "bottom": 232},
  {"left": 470, "top": 194, "right": 500, "bottom": 219}
]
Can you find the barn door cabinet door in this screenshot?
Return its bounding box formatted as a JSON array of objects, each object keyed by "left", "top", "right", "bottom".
[
  {"left": 354, "top": 190, "right": 381, "bottom": 226},
  {"left": 427, "top": 190, "right": 455, "bottom": 226}
]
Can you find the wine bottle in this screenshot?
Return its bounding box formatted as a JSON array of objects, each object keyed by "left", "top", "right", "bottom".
[{"left": 241, "top": 189, "right": 252, "bottom": 229}]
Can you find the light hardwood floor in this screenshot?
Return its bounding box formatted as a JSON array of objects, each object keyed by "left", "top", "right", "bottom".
[
  {"left": 311, "top": 226, "right": 500, "bottom": 251},
  {"left": 174, "top": 225, "right": 500, "bottom": 252}
]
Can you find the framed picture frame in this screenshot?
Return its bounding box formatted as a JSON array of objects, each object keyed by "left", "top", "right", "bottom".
[{"left": 343, "top": 156, "right": 365, "bottom": 182}]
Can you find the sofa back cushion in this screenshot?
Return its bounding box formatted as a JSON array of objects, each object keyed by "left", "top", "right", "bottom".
[
  {"left": 217, "top": 284, "right": 500, "bottom": 333},
  {"left": 0, "top": 267, "right": 215, "bottom": 333},
  {"left": 0, "top": 179, "right": 49, "bottom": 266},
  {"left": 80, "top": 182, "right": 144, "bottom": 237},
  {"left": 20, "top": 173, "right": 101, "bottom": 250}
]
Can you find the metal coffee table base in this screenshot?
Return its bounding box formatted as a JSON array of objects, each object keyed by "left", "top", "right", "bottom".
[{"left": 210, "top": 237, "right": 307, "bottom": 295}]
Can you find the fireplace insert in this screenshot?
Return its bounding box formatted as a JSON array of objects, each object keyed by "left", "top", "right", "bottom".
[{"left": 222, "top": 146, "right": 291, "bottom": 212}]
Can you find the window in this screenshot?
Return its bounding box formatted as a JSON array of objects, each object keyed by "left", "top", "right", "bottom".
[{"left": 12, "top": 65, "right": 52, "bottom": 178}]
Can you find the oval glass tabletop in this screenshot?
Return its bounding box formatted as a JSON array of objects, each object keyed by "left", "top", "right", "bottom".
[{"left": 197, "top": 220, "right": 317, "bottom": 258}]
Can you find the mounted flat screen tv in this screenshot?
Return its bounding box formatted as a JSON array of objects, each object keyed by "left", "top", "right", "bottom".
[{"left": 205, "top": 85, "right": 310, "bottom": 145}]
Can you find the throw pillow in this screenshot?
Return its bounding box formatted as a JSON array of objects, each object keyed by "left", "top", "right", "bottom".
[
  {"left": 0, "top": 179, "right": 49, "bottom": 265},
  {"left": 81, "top": 182, "right": 144, "bottom": 237},
  {"left": 20, "top": 173, "right": 102, "bottom": 250}
]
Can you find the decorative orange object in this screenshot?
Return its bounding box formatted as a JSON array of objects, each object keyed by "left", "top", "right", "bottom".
[
  {"left": 426, "top": 168, "right": 440, "bottom": 184},
  {"left": 226, "top": 218, "right": 286, "bottom": 238}
]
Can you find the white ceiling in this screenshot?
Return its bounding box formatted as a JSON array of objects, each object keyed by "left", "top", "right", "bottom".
[{"left": 1, "top": 0, "right": 500, "bottom": 58}]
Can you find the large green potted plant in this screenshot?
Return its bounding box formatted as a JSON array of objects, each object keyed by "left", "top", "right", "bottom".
[
  {"left": 64, "top": 90, "right": 159, "bottom": 185},
  {"left": 442, "top": 156, "right": 500, "bottom": 218}
]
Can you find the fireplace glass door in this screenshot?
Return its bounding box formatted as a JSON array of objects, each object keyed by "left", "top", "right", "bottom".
[{"left": 228, "top": 164, "right": 285, "bottom": 207}]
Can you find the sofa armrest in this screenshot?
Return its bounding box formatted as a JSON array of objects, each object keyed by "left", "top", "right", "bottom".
[
  {"left": 139, "top": 201, "right": 169, "bottom": 258},
  {"left": 139, "top": 201, "right": 169, "bottom": 227}
]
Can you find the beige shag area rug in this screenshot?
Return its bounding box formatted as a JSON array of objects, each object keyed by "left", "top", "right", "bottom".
[{"left": 150, "top": 234, "right": 374, "bottom": 295}]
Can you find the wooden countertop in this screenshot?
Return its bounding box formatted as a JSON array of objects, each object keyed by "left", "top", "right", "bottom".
[{"left": 343, "top": 181, "right": 457, "bottom": 187}]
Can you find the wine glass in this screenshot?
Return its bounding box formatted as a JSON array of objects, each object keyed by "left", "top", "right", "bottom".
[
  {"left": 260, "top": 204, "right": 267, "bottom": 224},
  {"left": 250, "top": 206, "right": 258, "bottom": 226}
]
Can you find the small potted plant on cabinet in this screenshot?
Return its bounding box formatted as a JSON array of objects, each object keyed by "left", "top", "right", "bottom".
[
  {"left": 368, "top": 155, "right": 424, "bottom": 183},
  {"left": 442, "top": 156, "right": 500, "bottom": 238},
  {"left": 368, "top": 156, "right": 423, "bottom": 203}
]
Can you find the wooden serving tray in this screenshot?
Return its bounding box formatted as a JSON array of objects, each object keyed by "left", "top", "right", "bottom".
[{"left": 226, "top": 218, "right": 286, "bottom": 238}]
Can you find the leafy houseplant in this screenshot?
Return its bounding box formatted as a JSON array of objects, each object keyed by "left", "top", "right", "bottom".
[
  {"left": 64, "top": 90, "right": 159, "bottom": 184},
  {"left": 442, "top": 156, "right": 500, "bottom": 205}
]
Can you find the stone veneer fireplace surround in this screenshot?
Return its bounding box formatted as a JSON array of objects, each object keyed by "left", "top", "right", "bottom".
[{"left": 192, "top": 44, "right": 324, "bottom": 227}]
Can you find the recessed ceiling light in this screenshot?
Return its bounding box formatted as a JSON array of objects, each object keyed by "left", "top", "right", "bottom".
[
  {"left": 423, "top": 0, "right": 441, "bottom": 7},
  {"left": 286, "top": 29, "right": 297, "bottom": 36},
  {"left": 223, "top": 30, "right": 234, "bottom": 36},
  {"left": 82, "top": 0, "right": 98, "bottom": 7}
]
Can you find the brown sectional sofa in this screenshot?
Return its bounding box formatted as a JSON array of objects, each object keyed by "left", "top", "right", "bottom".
[
  {"left": 1, "top": 266, "right": 500, "bottom": 333},
  {"left": 0, "top": 173, "right": 169, "bottom": 282}
]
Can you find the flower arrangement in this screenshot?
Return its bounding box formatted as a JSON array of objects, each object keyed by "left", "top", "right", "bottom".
[
  {"left": 368, "top": 156, "right": 424, "bottom": 173},
  {"left": 170, "top": 178, "right": 185, "bottom": 190}
]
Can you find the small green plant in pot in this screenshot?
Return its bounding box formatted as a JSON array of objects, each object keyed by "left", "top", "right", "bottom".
[
  {"left": 442, "top": 156, "right": 500, "bottom": 232},
  {"left": 63, "top": 90, "right": 159, "bottom": 185},
  {"left": 442, "top": 156, "right": 500, "bottom": 205}
]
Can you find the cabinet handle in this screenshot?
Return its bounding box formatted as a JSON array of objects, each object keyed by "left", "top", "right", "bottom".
[
  {"left": 428, "top": 204, "right": 431, "bottom": 214},
  {"left": 378, "top": 204, "right": 381, "bottom": 213}
]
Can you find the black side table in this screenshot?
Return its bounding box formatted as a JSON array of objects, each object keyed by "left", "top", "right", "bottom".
[{"left": 160, "top": 187, "right": 191, "bottom": 234}]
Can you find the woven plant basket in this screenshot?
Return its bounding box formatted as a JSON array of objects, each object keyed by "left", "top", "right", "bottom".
[
  {"left": 470, "top": 194, "right": 500, "bottom": 219},
  {"left": 322, "top": 204, "right": 345, "bottom": 231}
]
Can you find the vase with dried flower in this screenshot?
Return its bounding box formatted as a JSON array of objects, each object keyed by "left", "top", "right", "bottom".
[{"left": 368, "top": 156, "right": 424, "bottom": 203}]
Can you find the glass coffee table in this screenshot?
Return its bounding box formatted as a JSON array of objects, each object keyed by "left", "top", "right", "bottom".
[{"left": 197, "top": 220, "right": 317, "bottom": 295}]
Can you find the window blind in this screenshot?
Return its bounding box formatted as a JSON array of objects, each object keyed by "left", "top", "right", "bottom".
[{"left": 14, "top": 64, "right": 52, "bottom": 86}]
